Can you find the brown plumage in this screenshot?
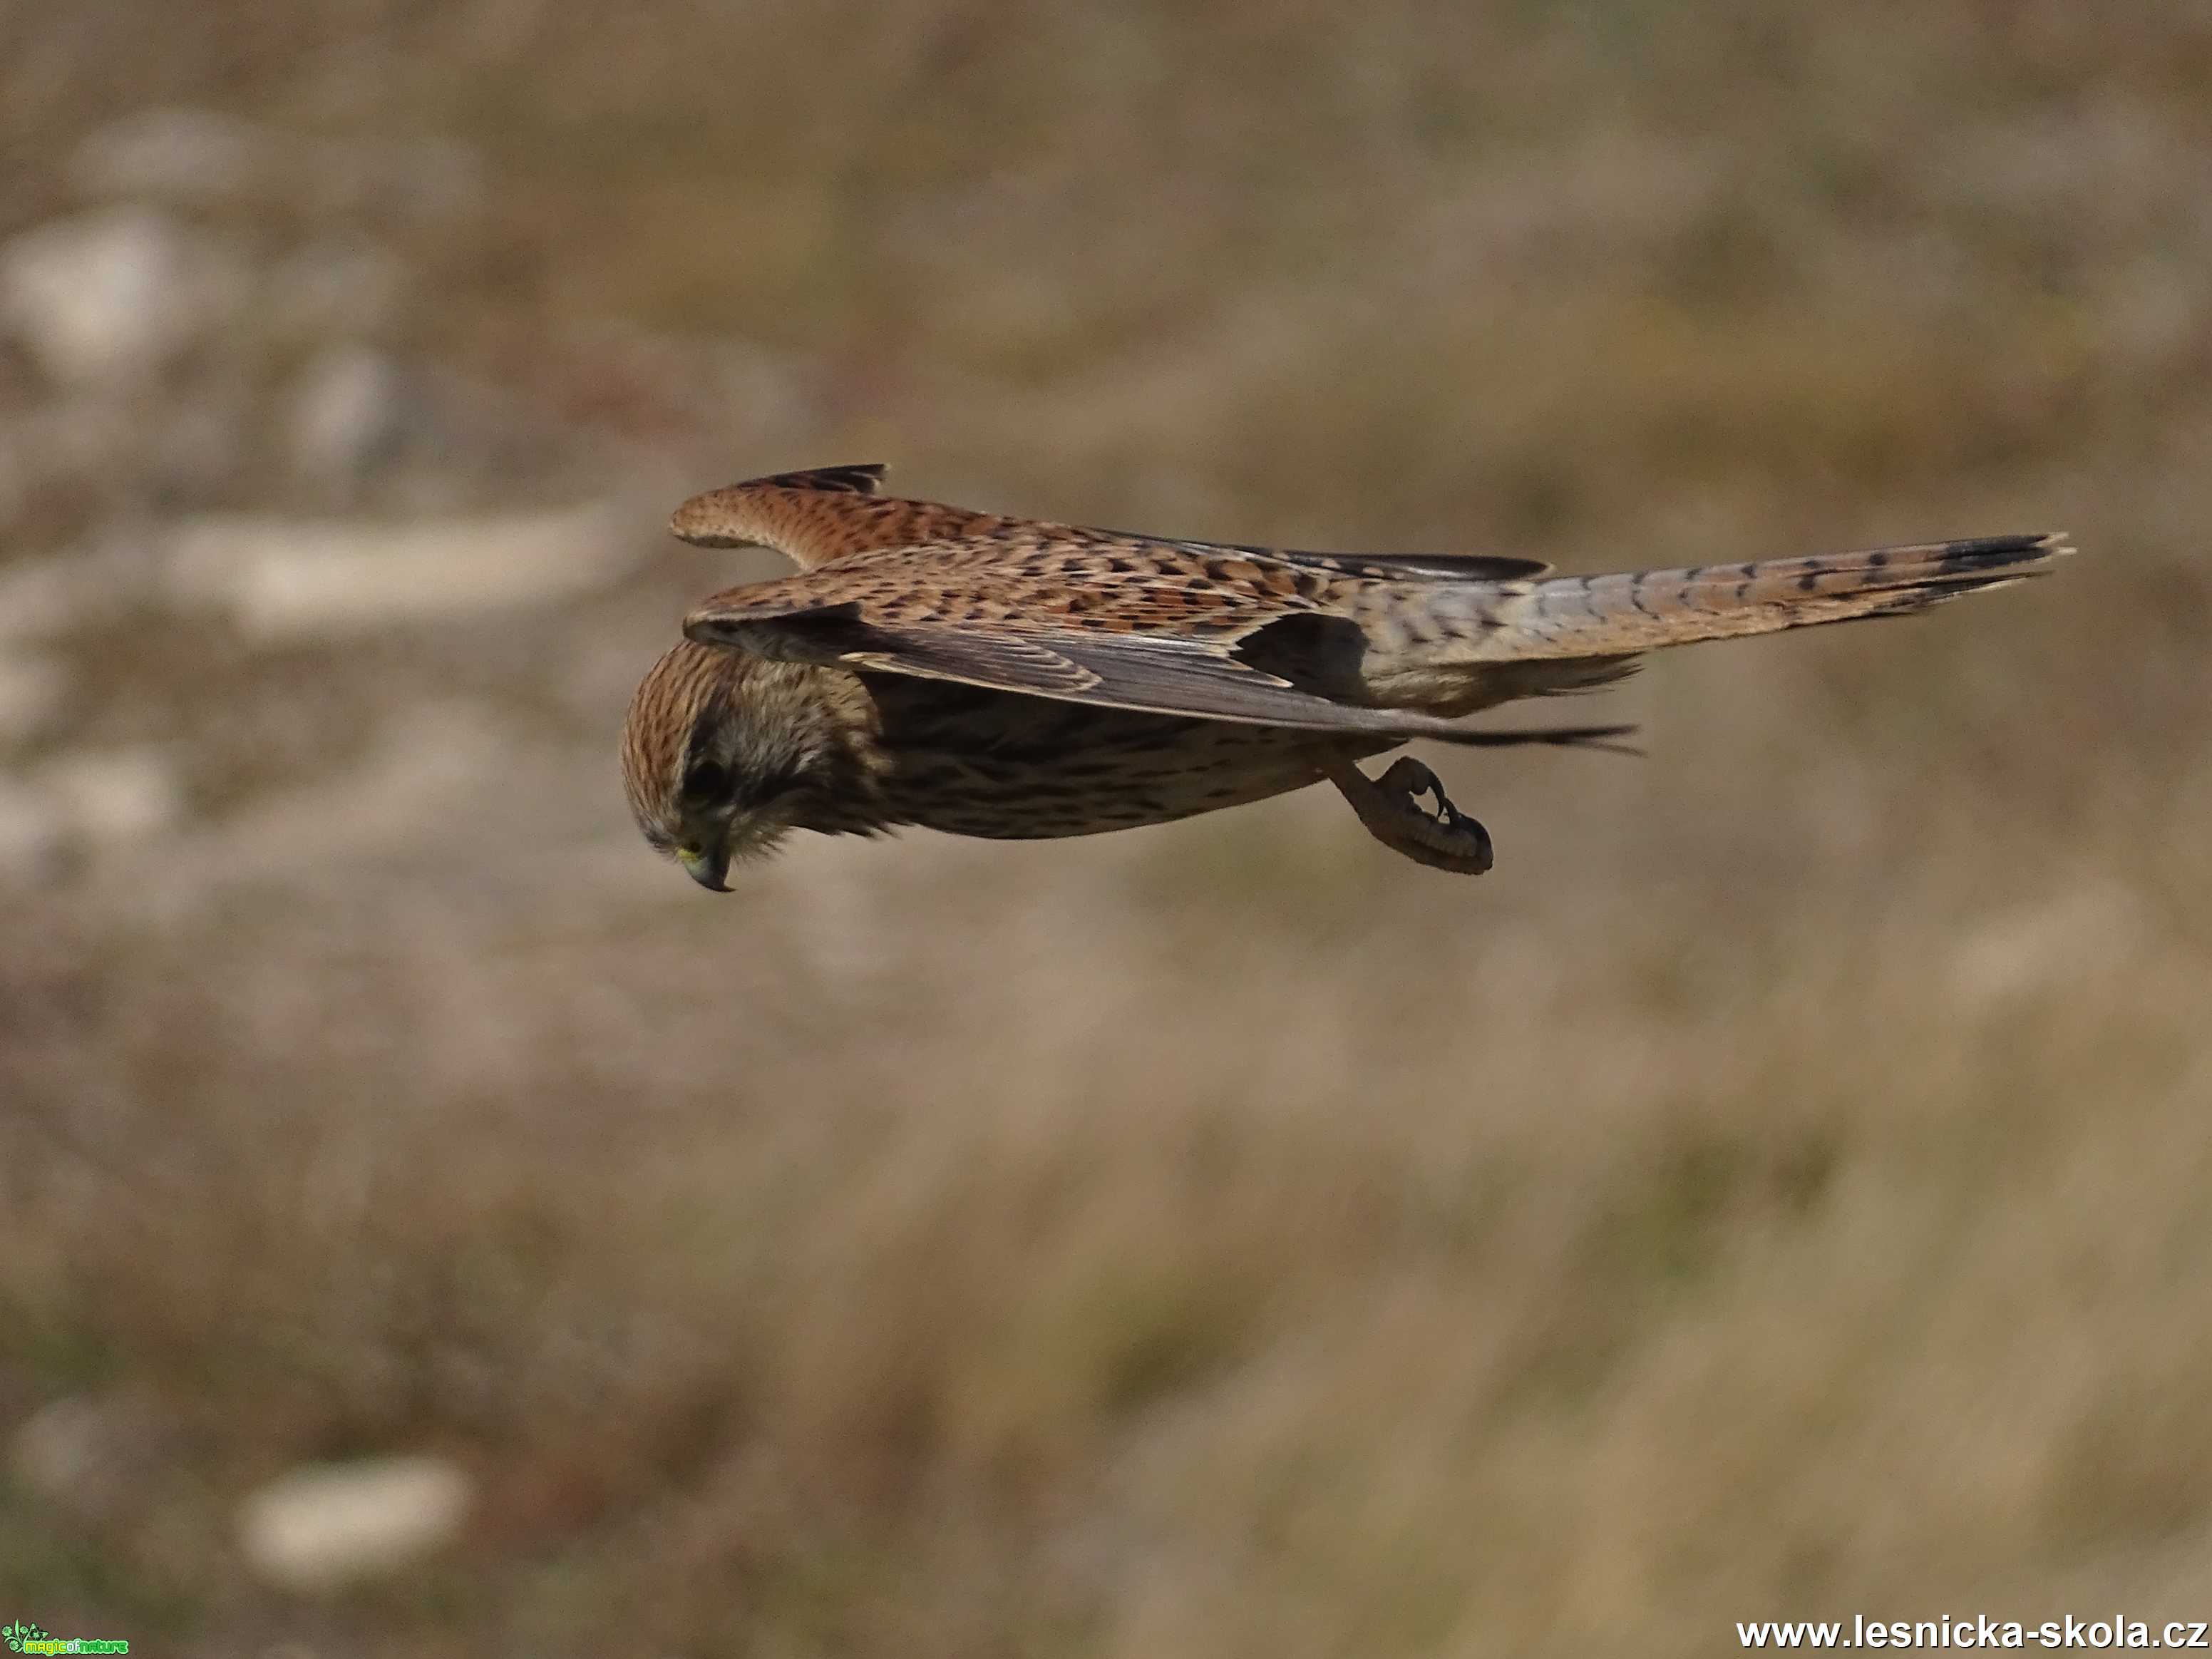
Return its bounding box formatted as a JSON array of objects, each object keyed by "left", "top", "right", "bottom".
[{"left": 623, "top": 464, "right": 2070, "bottom": 888}]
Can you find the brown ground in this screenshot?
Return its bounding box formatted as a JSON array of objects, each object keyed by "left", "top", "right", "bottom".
[{"left": 2, "top": 3, "right": 2209, "bottom": 1654}]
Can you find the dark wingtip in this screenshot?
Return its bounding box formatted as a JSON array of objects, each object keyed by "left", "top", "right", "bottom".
[
  {"left": 750, "top": 463, "right": 888, "bottom": 495},
  {"left": 1436, "top": 721, "right": 1641, "bottom": 756}
]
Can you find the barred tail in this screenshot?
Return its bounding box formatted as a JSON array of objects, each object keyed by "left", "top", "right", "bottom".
[{"left": 1497, "top": 532, "right": 2072, "bottom": 659}]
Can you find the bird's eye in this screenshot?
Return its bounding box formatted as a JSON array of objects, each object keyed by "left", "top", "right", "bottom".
[{"left": 680, "top": 759, "right": 730, "bottom": 801}]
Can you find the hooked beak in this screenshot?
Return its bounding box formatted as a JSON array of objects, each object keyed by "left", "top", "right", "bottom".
[{"left": 677, "top": 843, "right": 731, "bottom": 893}]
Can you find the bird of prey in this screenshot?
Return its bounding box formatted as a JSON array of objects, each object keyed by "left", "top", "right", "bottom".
[{"left": 622, "top": 464, "right": 2068, "bottom": 889}]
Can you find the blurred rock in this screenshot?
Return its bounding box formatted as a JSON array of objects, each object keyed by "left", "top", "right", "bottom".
[
  {"left": 149, "top": 702, "right": 515, "bottom": 909},
  {"left": 1949, "top": 883, "right": 2149, "bottom": 1007},
  {"left": 288, "top": 345, "right": 409, "bottom": 486},
  {"left": 0, "top": 207, "right": 253, "bottom": 388},
  {"left": 0, "top": 748, "right": 182, "bottom": 884},
  {"left": 38, "top": 748, "right": 184, "bottom": 845},
  {"left": 237, "top": 1456, "right": 473, "bottom": 1593},
  {"left": 0, "top": 779, "right": 60, "bottom": 880},
  {"left": 10, "top": 1392, "right": 177, "bottom": 1524},
  {"left": 0, "top": 432, "right": 23, "bottom": 529},
  {"left": 71, "top": 107, "right": 275, "bottom": 204},
  {"left": 148, "top": 374, "right": 255, "bottom": 499},
  {"left": 0, "top": 546, "right": 144, "bottom": 643},
  {"left": 1, "top": 399, "right": 142, "bottom": 505},
  {"left": 70, "top": 106, "right": 483, "bottom": 229},
  {"left": 165, "top": 504, "right": 637, "bottom": 638},
  {"left": 2101, "top": 260, "right": 2206, "bottom": 367},
  {"left": 520, "top": 323, "right": 822, "bottom": 455},
  {"left": 0, "top": 650, "right": 67, "bottom": 741},
  {"left": 0, "top": 558, "right": 74, "bottom": 640},
  {"left": 267, "top": 235, "right": 406, "bottom": 344},
  {"left": 317, "top": 135, "right": 486, "bottom": 227}
]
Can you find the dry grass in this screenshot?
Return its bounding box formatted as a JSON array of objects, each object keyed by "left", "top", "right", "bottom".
[{"left": 4, "top": 2, "right": 2211, "bottom": 1655}]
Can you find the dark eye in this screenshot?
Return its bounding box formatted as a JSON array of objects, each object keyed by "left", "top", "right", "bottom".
[{"left": 680, "top": 759, "right": 730, "bottom": 801}]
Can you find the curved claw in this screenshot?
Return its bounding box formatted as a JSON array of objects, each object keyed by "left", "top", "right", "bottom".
[{"left": 1327, "top": 756, "right": 1494, "bottom": 875}]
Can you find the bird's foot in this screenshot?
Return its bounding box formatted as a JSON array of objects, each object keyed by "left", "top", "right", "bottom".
[{"left": 1327, "top": 756, "right": 1493, "bottom": 875}]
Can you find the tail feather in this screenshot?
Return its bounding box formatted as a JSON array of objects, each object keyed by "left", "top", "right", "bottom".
[{"left": 1491, "top": 531, "right": 2071, "bottom": 659}]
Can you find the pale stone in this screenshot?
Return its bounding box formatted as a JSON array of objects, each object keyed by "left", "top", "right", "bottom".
[
  {"left": 237, "top": 1457, "right": 473, "bottom": 1592},
  {"left": 71, "top": 107, "right": 274, "bottom": 204},
  {"left": 37, "top": 748, "right": 183, "bottom": 844},
  {"left": 0, "top": 207, "right": 252, "bottom": 387},
  {"left": 289, "top": 345, "right": 409, "bottom": 483},
  {"left": 1948, "top": 884, "right": 2148, "bottom": 1007},
  {"left": 165, "top": 504, "right": 636, "bottom": 638}
]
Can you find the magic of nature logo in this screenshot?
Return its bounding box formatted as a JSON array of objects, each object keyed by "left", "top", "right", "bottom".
[{"left": 1, "top": 1624, "right": 128, "bottom": 1655}]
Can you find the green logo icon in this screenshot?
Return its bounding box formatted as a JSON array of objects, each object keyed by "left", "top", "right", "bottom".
[{"left": 1, "top": 1625, "right": 128, "bottom": 1655}]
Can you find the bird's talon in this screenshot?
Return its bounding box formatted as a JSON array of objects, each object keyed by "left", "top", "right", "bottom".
[{"left": 1328, "top": 755, "right": 1496, "bottom": 875}]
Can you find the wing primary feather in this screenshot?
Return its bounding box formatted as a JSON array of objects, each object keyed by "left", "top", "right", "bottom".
[
  {"left": 1427, "top": 723, "right": 1640, "bottom": 755},
  {"left": 688, "top": 596, "right": 1637, "bottom": 749},
  {"left": 751, "top": 463, "right": 887, "bottom": 495}
]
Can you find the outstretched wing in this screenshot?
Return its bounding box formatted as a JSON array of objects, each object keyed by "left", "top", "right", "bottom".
[
  {"left": 671, "top": 465, "right": 1559, "bottom": 584},
  {"left": 668, "top": 464, "right": 1039, "bottom": 570},
  {"left": 681, "top": 530, "right": 1626, "bottom": 750}
]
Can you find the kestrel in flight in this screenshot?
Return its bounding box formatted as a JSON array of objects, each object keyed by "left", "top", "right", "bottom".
[{"left": 622, "top": 465, "right": 2068, "bottom": 888}]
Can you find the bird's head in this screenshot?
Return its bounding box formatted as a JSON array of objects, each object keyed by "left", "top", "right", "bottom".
[{"left": 620, "top": 642, "right": 873, "bottom": 890}]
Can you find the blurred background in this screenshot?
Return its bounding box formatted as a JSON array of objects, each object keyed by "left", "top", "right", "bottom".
[{"left": 1, "top": 1, "right": 2208, "bottom": 1653}]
